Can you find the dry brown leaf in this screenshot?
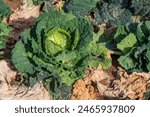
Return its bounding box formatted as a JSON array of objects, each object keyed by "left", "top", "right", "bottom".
[
  {"left": 96, "top": 68, "right": 150, "bottom": 100},
  {"left": 71, "top": 68, "right": 111, "bottom": 100},
  {"left": 113, "top": 68, "right": 150, "bottom": 99},
  {"left": 9, "top": 0, "right": 40, "bottom": 29},
  {"left": 87, "top": 68, "right": 125, "bottom": 99},
  {"left": 71, "top": 79, "right": 102, "bottom": 100},
  {"left": 0, "top": 60, "right": 52, "bottom": 100},
  {"left": 5, "top": 0, "right": 41, "bottom": 49},
  {"left": 71, "top": 67, "right": 150, "bottom": 100}
]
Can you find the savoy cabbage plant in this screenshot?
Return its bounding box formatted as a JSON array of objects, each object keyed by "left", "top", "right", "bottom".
[{"left": 12, "top": 10, "right": 111, "bottom": 99}]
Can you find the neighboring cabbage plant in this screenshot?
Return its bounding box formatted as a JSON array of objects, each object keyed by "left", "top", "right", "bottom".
[
  {"left": 95, "top": 0, "right": 132, "bottom": 27},
  {"left": 12, "top": 10, "right": 111, "bottom": 99},
  {"left": 130, "top": 0, "right": 150, "bottom": 20},
  {"left": 112, "top": 21, "right": 150, "bottom": 72}
]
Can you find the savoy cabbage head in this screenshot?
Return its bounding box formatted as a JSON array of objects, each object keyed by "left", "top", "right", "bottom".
[{"left": 12, "top": 10, "right": 111, "bottom": 99}]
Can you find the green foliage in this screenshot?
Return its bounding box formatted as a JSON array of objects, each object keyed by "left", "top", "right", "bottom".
[
  {"left": 63, "top": 0, "right": 150, "bottom": 27},
  {"left": 113, "top": 21, "right": 150, "bottom": 72},
  {"left": 117, "top": 33, "right": 137, "bottom": 54},
  {"left": 0, "top": 23, "right": 11, "bottom": 50},
  {"left": 0, "top": 0, "right": 11, "bottom": 22},
  {"left": 32, "top": 0, "right": 43, "bottom": 5},
  {"left": 45, "top": 27, "right": 72, "bottom": 55},
  {"left": 64, "top": 0, "right": 99, "bottom": 17},
  {"left": 130, "top": 0, "right": 150, "bottom": 18},
  {"left": 0, "top": 1, "right": 11, "bottom": 50},
  {"left": 12, "top": 10, "right": 111, "bottom": 99},
  {"left": 63, "top": 0, "right": 133, "bottom": 26},
  {"left": 4, "top": 0, "right": 150, "bottom": 100},
  {"left": 96, "top": 0, "right": 132, "bottom": 27},
  {"left": 31, "top": 0, "right": 150, "bottom": 27},
  {"left": 32, "top": 0, "right": 51, "bottom": 5},
  {"left": 95, "top": 0, "right": 150, "bottom": 25}
]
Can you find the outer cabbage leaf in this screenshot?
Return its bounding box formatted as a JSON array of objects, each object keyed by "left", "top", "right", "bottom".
[
  {"left": 118, "top": 55, "right": 136, "bottom": 70},
  {"left": 117, "top": 33, "right": 137, "bottom": 54},
  {"left": 12, "top": 40, "right": 34, "bottom": 74},
  {"left": 0, "top": 23, "right": 11, "bottom": 50},
  {"left": 146, "top": 49, "right": 150, "bottom": 71}
]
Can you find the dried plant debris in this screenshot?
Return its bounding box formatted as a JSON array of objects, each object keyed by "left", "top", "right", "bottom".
[
  {"left": 0, "top": 60, "right": 51, "bottom": 100},
  {"left": 71, "top": 68, "right": 150, "bottom": 100},
  {"left": 71, "top": 79, "right": 103, "bottom": 100},
  {"left": 8, "top": 0, "right": 40, "bottom": 29},
  {"left": 4, "top": 0, "right": 41, "bottom": 49},
  {"left": 71, "top": 68, "right": 111, "bottom": 100},
  {"left": 4, "top": 0, "right": 22, "bottom": 10},
  {"left": 113, "top": 68, "right": 150, "bottom": 99}
]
